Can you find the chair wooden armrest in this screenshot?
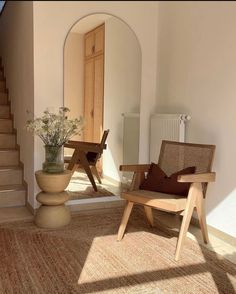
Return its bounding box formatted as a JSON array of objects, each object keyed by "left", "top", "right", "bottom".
[
  {"left": 178, "top": 172, "right": 216, "bottom": 183},
  {"left": 65, "top": 140, "right": 107, "bottom": 149},
  {"left": 64, "top": 142, "right": 104, "bottom": 153},
  {"left": 120, "top": 164, "right": 151, "bottom": 172}
]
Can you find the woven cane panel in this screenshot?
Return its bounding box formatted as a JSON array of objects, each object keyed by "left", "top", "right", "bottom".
[{"left": 158, "top": 141, "right": 215, "bottom": 176}]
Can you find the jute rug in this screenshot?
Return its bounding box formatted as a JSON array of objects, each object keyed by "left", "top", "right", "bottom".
[
  {"left": 0, "top": 207, "right": 235, "bottom": 294},
  {"left": 68, "top": 187, "right": 114, "bottom": 200},
  {"left": 66, "top": 171, "right": 116, "bottom": 200}
]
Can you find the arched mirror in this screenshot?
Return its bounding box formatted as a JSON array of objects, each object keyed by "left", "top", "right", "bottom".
[{"left": 64, "top": 13, "right": 141, "bottom": 196}]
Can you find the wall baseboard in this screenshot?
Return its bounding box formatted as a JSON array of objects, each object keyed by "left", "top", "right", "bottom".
[
  {"left": 102, "top": 175, "right": 121, "bottom": 186},
  {"left": 26, "top": 201, "right": 35, "bottom": 215},
  {"left": 191, "top": 216, "right": 236, "bottom": 247}
]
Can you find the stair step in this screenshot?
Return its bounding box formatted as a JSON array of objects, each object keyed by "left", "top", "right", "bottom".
[
  {"left": 0, "top": 119, "right": 13, "bottom": 133},
  {"left": 0, "top": 133, "right": 16, "bottom": 148},
  {"left": 0, "top": 80, "right": 5, "bottom": 91},
  {"left": 0, "top": 105, "right": 10, "bottom": 119},
  {"left": 0, "top": 63, "right": 27, "bottom": 209},
  {"left": 0, "top": 149, "right": 19, "bottom": 166},
  {"left": 0, "top": 206, "right": 33, "bottom": 223},
  {"left": 0, "top": 184, "right": 26, "bottom": 207},
  {"left": 0, "top": 93, "right": 8, "bottom": 105},
  {"left": 0, "top": 166, "right": 22, "bottom": 185}
]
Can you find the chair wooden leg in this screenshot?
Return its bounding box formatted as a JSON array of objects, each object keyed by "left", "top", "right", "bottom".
[
  {"left": 117, "top": 201, "right": 134, "bottom": 241},
  {"left": 196, "top": 191, "right": 209, "bottom": 244},
  {"left": 175, "top": 183, "right": 200, "bottom": 261},
  {"left": 91, "top": 166, "right": 102, "bottom": 184},
  {"left": 67, "top": 150, "right": 80, "bottom": 171},
  {"left": 71, "top": 164, "right": 79, "bottom": 174},
  {"left": 144, "top": 206, "right": 154, "bottom": 227},
  {"left": 79, "top": 151, "right": 98, "bottom": 192}
]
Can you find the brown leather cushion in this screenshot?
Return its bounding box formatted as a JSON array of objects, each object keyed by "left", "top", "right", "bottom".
[
  {"left": 86, "top": 152, "right": 97, "bottom": 162},
  {"left": 140, "top": 163, "right": 196, "bottom": 196}
]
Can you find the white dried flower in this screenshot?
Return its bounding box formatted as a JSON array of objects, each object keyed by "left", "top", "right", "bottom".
[{"left": 26, "top": 107, "right": 84, "bottom": 146}]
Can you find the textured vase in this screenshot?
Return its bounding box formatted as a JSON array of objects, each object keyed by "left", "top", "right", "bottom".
[{"left": 43, "top": 146, "right": 64, "bottom": 173}]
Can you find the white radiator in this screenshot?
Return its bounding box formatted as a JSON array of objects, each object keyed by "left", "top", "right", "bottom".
[{"left": 150, "top": 114, "right": 191, "bottom": 162}]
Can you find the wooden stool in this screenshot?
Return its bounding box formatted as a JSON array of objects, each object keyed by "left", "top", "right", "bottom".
[{"left": 35, "top": 170, "right": 72, "bottom": 229}]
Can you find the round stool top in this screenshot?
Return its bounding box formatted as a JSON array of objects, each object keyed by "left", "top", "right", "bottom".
[{"left": 36, "top": 191, "right": 70, "bottom": 205}]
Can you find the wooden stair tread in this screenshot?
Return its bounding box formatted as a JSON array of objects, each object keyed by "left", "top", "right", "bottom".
[
  {"left": 0, "top": 148, "right": 18, "bottom": 151},
  {"left": 0, "top": 132, "right": 15, "bottom": 135},
  {"left": 0, "top": 165, "right": 22, "bottom": 171},
  {"left": 0, "top": 207, "right": 33, "bottom": 223},
  {"left": 0, "top": 184, "right": 25, "bottom": 192},
  {"left": 0, "top": 63, "right": 26, "bottom": 209}
]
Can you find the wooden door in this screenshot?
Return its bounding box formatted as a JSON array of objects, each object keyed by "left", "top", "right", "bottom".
[
  {"left": 84, "top": 59, "right": 94, "bottom": 142},
  {"left": 94, "top": 25, "right": 104, "bottom": 55},
  {"left": 85, "top": 31, "right": 94, "bottom": 58},
  {"left": 93, "top": 54, "right": 104, "bottom": 143},
  {"left": 84, "top": 24, "right": 105, "bottom": 144}
]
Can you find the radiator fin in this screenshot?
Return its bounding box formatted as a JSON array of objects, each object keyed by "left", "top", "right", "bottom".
[{"left": 150, "top": 114, "right": 190, "bottom": 163}]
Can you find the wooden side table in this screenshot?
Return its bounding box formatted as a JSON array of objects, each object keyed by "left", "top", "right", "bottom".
[{"left": 35, "top": 170, "right": 72, "bottom": 229}]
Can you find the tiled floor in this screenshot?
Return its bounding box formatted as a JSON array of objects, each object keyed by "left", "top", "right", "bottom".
[{"left": 0, "top": 172, "right": 235, "bottom": 265}]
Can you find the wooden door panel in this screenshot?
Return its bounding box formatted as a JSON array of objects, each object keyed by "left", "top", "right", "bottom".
[
  {"left": 94, "top": 25, "right": 104, "bottom": 55},
  {"left": 84, "top": 59, "right": 94, "bottom": 142},
  {"left": 85, "top": 32, "right": 94, "bottom": 58},
  {"left": 93, "top": 55, "right": 104, "bottom": 143}
]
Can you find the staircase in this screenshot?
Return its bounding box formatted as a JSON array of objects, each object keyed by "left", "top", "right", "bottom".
[{"left": 0, "top": 60, "right": 26, "bottom": 208}]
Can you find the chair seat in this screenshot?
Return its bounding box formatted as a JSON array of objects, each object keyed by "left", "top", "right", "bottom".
[
  {"left": 64, "top": 154, "right": 96, "bottom": 165},
  {"left": 121, "top": 189, "right": 187, "bottom": 212}
]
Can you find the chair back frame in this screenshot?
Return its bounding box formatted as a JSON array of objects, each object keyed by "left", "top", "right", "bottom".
[{"left": 158, "top": 140, "right": 215, "bottom": 196}]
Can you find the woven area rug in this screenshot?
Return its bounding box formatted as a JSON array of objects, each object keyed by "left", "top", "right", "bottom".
[
  {"left": 66, "top": 171, "right": 116, "bottom": 200},
  {"left": 0, "top": 207, "right": 235, "bottom": 294},
  {"left": 68, "top": 187, "right": 114, "bottom": 200}
]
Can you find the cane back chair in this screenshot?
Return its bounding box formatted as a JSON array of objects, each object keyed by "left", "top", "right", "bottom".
[
  {"left": 64, "top": 130, "right": 109, "bottom": 192},
  {"left": 117, "top": 140, "right": 216, "bottom": 261}
]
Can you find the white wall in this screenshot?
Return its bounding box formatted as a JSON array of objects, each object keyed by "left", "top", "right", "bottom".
[
  {"left": 32, "top": 1, "right": 158, "bottom": 202},
  {"left": 0, "top": 1, "right": 35, "bottom": 207},
  {"left": 64, "top": 32, "right": 84, "bottom": 153},
  {"left": 103, "top": 17, "right": 141, "bottom": 181},
  {"left": 157, "top": 1, "right": 236, "bottom": 237}
]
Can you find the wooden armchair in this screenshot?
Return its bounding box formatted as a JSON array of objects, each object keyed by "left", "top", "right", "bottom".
[
  {"left": 64, "top": 130, "right": 109, "bottom": 192},
  {"left": 117, "top": 140, "right": 216, "bottom": 261}
]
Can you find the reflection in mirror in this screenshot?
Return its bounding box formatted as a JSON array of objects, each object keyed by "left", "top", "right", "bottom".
[{"left": 64, "top": 13, "right": 141, "bottom": 190}]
